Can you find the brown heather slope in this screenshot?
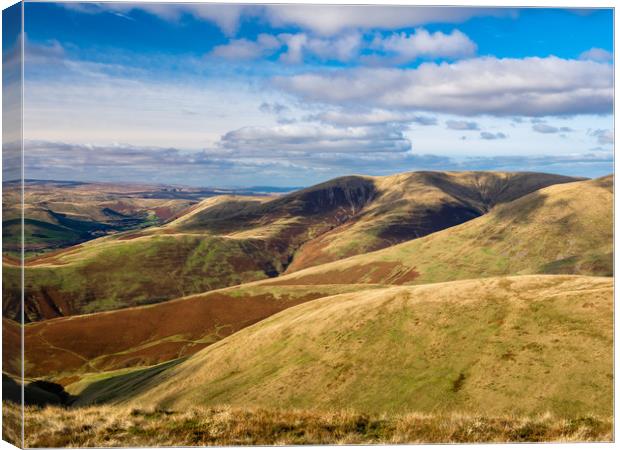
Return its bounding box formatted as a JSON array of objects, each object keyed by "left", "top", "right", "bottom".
[
  {"left": 267, "top": 175, "right": 613, "bottom": 286},
  {"left": 109, "top": 276, "right": 613, "bottom": 418},
  {"left": 6, "top": 284, "right": 384, "bottom": 379},
  {"left": 4, "top": 171, "right": 577, "bottom": 321}
]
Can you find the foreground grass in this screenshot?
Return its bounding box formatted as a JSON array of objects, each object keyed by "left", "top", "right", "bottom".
[{"left": 3, "top": 402, "right": 612, "bottom": 446}]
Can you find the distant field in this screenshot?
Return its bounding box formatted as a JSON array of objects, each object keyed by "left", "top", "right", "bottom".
[
  {"left": 3, "top": 402, "right": 611, "bottom": 447},
  {"left": 2, "top": 179, "right": 284, "bottom": 258}
]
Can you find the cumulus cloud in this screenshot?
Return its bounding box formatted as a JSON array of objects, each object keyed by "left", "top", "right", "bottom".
[
  {"left": 308, "top": 109, "right": 437, "bottom": 127},
  {"left": 370, "top": 28, "right": 476, "bottom": 62},
  {"left": 579, "top": 47, "right": 613, "bottom": 62},
  {"left": 274, "top": 56, "right": 612, "bottom": 117},
  {"left": 211, "top": 34, "right": 280, "bottom": 60},
  {"left": 480, "top": 131, "right": 507, "bottom": 140},
  {"left": 263, "top": 5, "right": 512, "bottom": 36},
  {"left": 446, "top": 120, "right": 479, "bottom": 130},
  {"left": 532, "top": 124, "right": 573, "bottom": 134},
  {"left": 211, "top": 27, "right": 471, "bottom": 65},
  {"left": 588, "top": 129, "right": 614, "bottom": 145},
  {"left": 303, "top": 33, "right": 362, "bottom": 62},
  {"left": 220, "top": 123, "right": 411, "bottom": 154},
  {"left": 256, "top": 32, "right": 363, "bottom": 64}
]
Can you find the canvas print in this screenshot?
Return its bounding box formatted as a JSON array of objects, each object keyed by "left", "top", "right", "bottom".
[{"left": 1, "top": 2, "right": 614, "bottom": 446}]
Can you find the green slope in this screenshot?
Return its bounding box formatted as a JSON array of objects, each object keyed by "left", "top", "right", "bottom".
[
  {"left": 4, "top": 234, "right": 282, "bottom": 321},
  {"left": 120, "top": 275, "right": 612, "bottom": 417}
]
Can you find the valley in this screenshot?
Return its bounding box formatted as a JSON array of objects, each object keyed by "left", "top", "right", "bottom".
[{"left": 3, "top": 171, "right": 580, "bottom": 321}]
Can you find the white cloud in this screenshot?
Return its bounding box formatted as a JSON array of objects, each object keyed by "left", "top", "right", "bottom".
[
  {"left": 308, "top": 109, "right": 437, "bottom": 127},
  {"left": 210, "top": 32, "right": 364, "bottom": 64},
  {"left": 588, "top": 129, "right": 614, "bottom": 145},
  {"left": 579, "top": 47, "right": 613, "bottom": 62},
  {"left": 220, "top": 123, "right": 411, "bottom": 154},
  {"left": 22, "top": 139, "right": 613, "bottom": 187},
  {"left": 211, "top": 34, "right": 280, "bottom": 60},
  {"left": 304, "top": 33, "right": 362, "bottom": 62},
  {"left": 370, "top": 28, "right": 476, "bottom": 62},
  {"left": 278, "top": 33, "right": 308, "bottom": 64},
  {"left": 532, "top": 124, "right": 573, "bottom": 134},
  {"left": 61, "top": 4, "right": 513, "bottom": 36},
  {"left": 446, "top": 120, "right": 479, "bottom": 130},
  {"left": 263, "top": 5, "right": 512, "bottom": 36},
  {"left": 480, "top": 131, "right": 507, "bottom": 140},
  {"left": 213, "top": 28, "right": 473, "bottom": 65},
  {"left": 274, "top": 56, "right": 613, "bottom": 116}
]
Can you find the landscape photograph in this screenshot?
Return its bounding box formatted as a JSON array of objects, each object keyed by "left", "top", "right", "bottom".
[{"left": 1, "top": 2, "right": 614, "bottom": 446}]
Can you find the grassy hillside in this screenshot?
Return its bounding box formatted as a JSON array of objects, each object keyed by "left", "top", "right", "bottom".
[
  {"left": 270, "top": 176, "right": 613, "bottom": 286},
  {"left": 8, "top": 175, "right": 611, "bottom": 382},
  {"left": 4, "top": 234, "right": 288, "bottom": 321},
  {"left": 5, "top": 171, "right": 578, "bottom": 321},
  {"left": 123, "top": 275, "right": 612, "bottom": 418}
]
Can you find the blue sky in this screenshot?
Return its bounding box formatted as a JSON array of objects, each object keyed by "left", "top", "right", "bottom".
[{"left": 16, "top": 3, "right": 614, "bottom": 186}]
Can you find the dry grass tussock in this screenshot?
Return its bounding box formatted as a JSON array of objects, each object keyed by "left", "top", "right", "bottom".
[{"left": 4, "top": 402, "right": 612, "bottom": 447}]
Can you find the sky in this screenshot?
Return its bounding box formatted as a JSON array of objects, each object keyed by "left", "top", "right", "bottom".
[{"left": 10, "top": 3, "right": 615, "bottom": 187}]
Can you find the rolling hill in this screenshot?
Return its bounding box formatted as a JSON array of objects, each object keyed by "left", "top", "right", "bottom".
[
  {"left": 78, "top": 275, "right": 613, "bottom": 418},
  {"left": 4, "top": 171, "right": 579, "bottom": 321},
  {"left": 8, "top": 175, "right": 612, "bottom": 381},
  {"left": 284, "top": 171, "right": 582, "bottom": 272},
  {"left": 269, "top": 175, "right": 613, "bottom": 286}
]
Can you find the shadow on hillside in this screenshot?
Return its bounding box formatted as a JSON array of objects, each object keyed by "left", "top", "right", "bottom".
[
  {"left": 2, "top": 373, "right": 72, "bottom": 406},
  {"left": 72, "top": 358, "right": 185, "bottom": 407}
]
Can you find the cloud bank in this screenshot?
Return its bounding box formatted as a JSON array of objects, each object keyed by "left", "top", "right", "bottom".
[
  {"left": 274, "top": 56, "right": 612, "bottom": 116},
  {"left": 23, "top": 139, "right": 612, "bottom": 187}
]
